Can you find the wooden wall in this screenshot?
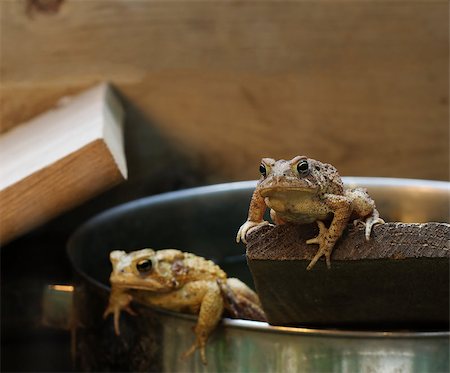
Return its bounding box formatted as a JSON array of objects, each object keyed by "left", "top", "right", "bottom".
[{"left": 1, "top": 0, "right": 448, "bottom": 190}]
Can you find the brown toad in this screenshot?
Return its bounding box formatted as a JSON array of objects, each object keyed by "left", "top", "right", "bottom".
[
  {"left": 103, "top": 248, "right": 265, "bottom": 365},
  {"left": 236, "top": 156, "right": 384, "bottom": 270}
]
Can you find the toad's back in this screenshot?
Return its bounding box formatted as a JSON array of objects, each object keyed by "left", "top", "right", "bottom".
[{"left": 178, "top": 252, "right": 227, "bottom": 282}]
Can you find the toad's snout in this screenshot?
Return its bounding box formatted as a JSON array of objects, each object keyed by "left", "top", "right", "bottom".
[{"left": 274, "top": 174, "right": 290, "bottom": 182}]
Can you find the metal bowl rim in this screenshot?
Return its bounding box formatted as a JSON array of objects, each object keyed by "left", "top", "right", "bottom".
[
  {"left": 157, "top": 307, "right": 450, "bottom": 338},
  {"left": 68, "top": 177, "right": 448, "bottom": 237},
  {"left": 93, "top": 177, "right": 449, "bottom": 215}
]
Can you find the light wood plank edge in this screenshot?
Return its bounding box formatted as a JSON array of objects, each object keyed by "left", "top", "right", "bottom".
[{"left": 0, "top": 83, "right": 127, "bottom": 245}]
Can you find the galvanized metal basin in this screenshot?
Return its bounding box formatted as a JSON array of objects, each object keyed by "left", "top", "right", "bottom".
[{"left": 67, "top": 178, "right": 450, "bottom": 372}]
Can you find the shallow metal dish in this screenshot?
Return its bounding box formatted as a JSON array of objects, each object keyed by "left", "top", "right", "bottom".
[{"left": 67, "top": 178, "right": 450, "bottom": 372}]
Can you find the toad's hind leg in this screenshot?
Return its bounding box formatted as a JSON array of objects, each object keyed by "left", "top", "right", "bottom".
[
  {"left": 348, "top": 188, "right": 385, "bottom": 240},
  {"left": 218, "top": 278, "right": 266, "bottom": 322},
  {"left": 357, "top": 208, "right": 385, "bottom": 240}
]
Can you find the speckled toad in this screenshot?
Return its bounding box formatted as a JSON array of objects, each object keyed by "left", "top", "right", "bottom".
[
  {"left": 236, "top": 156, "right": 384, "bottom": 269},
  {"left": 104, "top": 248, "right": 266, "bottom": 364}
]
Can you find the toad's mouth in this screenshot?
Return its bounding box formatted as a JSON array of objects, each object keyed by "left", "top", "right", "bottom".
[
  {"left": 259, "top": 186, "right": 318, "bottom": 198},
  {"left": 110, "top": 276, "right": 172, "bottom": 292}
]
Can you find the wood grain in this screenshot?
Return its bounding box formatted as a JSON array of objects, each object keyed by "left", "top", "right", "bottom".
[
  {"left": 1, "top": 1, "right": 448, "bottom": 182},
  {"left": 0, "top": 84, "right": 127, "bottom": 244},
  {"left": 246, "top": 223, "right": 450, "bottom": 327},
  {"left": 246, "top": 223, "right": 450, "bottom": 261}
]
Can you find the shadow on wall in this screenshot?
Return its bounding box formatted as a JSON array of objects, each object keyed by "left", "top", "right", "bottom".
[{"left": 117, "top": 88, "right": 210, "bottom": 200}]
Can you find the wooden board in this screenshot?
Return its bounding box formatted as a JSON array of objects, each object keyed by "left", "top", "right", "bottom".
[
  {"left": 0, "top": 1, "right": 448, "bottom": 183},
  {"left": 246, "top": 223, "right": 450, "bottom": 328},
  {"left": 0, "top": 83, "right": 127, "bottom": 244}
]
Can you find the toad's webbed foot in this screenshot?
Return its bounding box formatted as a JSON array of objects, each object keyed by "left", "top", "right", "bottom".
[
  {"left": 306, "top": 221, "right": 332, "bottom": 270},
  {"left": 182, "top": 339, "right": 207, "bottom": 366},
  {"left": 236, "top": 220, "right": 273, "bottom": 244},
  {"left": 353, "top": 209, "right": 385, "bottom": 240}
]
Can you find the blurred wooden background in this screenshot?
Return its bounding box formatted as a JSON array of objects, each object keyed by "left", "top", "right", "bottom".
[
  {"left": 1, "top": 0, "right": 448, "bottom": 199},
  {"left": 2, "top": 3, "right": 448, "bottom": 370}
]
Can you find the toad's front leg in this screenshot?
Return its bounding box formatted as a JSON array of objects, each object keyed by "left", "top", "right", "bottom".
[
  {"left": 182, "top": 282, "right": 224, "bottom": 365},
  {"left": 346, "top": 188, "right": 385, "bottom": 240},
  {"left": 306, "top": 195, "right": 352, "bottom": 270},
  {"left": 103, "top": 286, "right": 136, "bottom": 335},
  {"left": 236, "top": 189, "right": 272, "bottom": 244}
]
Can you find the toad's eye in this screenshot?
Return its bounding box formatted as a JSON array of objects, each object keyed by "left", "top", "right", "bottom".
[
  {"left": 259, "top": 163, "right": 267, "bottom": 177},
  {"left": 297, "top": 160, "right": 309, "bottom": 176},
  {"left": 136, "top": 259, "right": 152, "bottom": 274}
]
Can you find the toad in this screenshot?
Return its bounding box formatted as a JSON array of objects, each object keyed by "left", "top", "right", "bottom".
[
  {"left": 236, "top": 156, "right": 384, "bottom": 270},
  {"left": 103, "top": 248, "right": 266, "bottom": 365}
]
